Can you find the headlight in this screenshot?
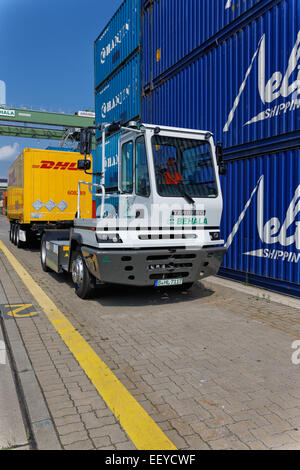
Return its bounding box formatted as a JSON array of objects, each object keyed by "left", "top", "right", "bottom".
[{"left": 96, "top": 233, "right": 123, "bottom": 243}]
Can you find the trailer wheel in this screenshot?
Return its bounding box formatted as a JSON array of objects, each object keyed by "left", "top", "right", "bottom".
[
  {"left": 40, "top": 236, "right": 50, "bottom": 272},
  {"left": 12, "top": 224, "right": 17, "bottom": 245},
  {"left": 16, "top": 225, "right": 26, "bottom": 249},
  {"left": 9, "top": 223, "right": 13, "bottom": 243},
  {"left": 71, "top": 250, "right": 96, "bottom": 299},
  {"left": 15, "top": 225, "right": 20, "bottom": 247}
]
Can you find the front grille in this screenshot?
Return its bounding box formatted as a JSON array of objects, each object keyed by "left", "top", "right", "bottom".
[
  {"left": 148, "top": 263, "right": 193, "bottom": 270},
  {"left": 149, "top": 272, "right": 189, "bottom": 280},
  {"left": 147, "top": 254, "right": 196, "bottom": 261},
  {"left": 139, "top": 234, "right": 197, "bottom": 240}
]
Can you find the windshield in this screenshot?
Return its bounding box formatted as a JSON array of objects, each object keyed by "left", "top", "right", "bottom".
[{"left": 152, "top": 135, "right": 218, "bottom": 198}]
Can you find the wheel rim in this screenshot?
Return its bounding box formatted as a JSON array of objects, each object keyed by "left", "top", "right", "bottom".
[
  {"left": 41, "top": 242, "right": 47, "bottom": 265},
  {"left": 72, "top": 257, "right": 84, "bottom": 286}
]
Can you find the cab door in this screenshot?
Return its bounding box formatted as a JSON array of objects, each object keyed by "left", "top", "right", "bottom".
[
  {"left": 118, "top": 135, "right": 135, "bottom": 220},
  {"left": 118, "top": 134, "right": 152, "bottom": 224}
]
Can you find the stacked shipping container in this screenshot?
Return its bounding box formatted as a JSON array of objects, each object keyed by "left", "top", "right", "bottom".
[
  {"left": 95, "top": 0, "right": 300, "bottom": 297},
  {"left": 94, "top": 0, "right": 142, "bottom": 188},
  {"left": 141, "top": 0, "right": 300, "bottom": 297},
  {"left": 142, "top": 0, "right": 300, "bottom": 146}
]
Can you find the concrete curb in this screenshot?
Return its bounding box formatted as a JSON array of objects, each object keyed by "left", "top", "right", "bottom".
[
  {"left": 203, "top": 276, "right": 300, "bottom": 311},
  {"left": 1, "top": 313, "right": 62, "bottom": 450},
  {"left": 0, "top": 320, "right": 29, "bottom": 450}
]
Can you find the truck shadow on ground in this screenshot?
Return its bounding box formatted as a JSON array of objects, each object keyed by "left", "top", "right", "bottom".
[{"left": 95, "top": 282, "right": 215, "bottom": 307}]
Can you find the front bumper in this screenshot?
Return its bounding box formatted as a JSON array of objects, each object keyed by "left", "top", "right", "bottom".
[{"left": 81, "top": 246, "right": 227, "bottom": 287}]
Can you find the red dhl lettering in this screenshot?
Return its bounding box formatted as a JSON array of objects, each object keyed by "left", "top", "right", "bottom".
[{"left": 32, "top": 161, "right": 83, "bottom": 171}]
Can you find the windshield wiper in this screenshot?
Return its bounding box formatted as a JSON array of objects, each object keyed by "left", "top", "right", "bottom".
[{"left": 178, "top": 185, "right": 195, "bottom": 205}]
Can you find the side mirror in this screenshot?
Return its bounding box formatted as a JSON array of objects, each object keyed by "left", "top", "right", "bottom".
[
  {"left": 219, "top": 164, "right": 226, "bottom": 175},
  {"left": 216, "top": 142, "right": 223, "bottom": 165},
  {"left": 216, "top": 142, "right": 226, "bottom": 175},
  {"left": 77, "top": 159, "right": 91, "bottom": 171},
  {"left": 79, "top": 128, "right": 93, "bottom": 155}
]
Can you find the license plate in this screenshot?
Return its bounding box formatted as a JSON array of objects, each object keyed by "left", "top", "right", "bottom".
[{"left": 155, "top": 279, "right": 183, "bottom": 287}]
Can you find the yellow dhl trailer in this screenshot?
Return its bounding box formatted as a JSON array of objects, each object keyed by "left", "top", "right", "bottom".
[{"left": 7, "top": 148, "right": 93, "bottom": 247}]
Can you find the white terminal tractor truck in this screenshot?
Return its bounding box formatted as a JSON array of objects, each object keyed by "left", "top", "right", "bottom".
[{"left": 41, "top": 122, "right": 227, "bottom": 299}]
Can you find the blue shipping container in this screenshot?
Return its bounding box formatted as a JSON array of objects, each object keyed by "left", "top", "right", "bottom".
[
  {"left": 219, "top": 148, "right": 300, "bottom": 297},
  {"left": 95, "top": 0, "right": 141, "bottom": 89},
  {"left": 142, "top": 0, "right": 272, "bottom": 87},
  {"left": 142, "top": 0, "right": 300, "bottom": 148},
  {"left": 95, "top": 51, "right": 141, "bottom": 127}
]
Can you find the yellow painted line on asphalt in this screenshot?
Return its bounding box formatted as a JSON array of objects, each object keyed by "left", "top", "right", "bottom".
[{"left": 0, "top": 240, "right": 177, "bottom": 450}]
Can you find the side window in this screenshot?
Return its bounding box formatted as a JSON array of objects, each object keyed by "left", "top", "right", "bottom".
[
  {"left": 135, "top": 136, "right": 150, "bottom": 197},
  {"left": 121, "top": 141, "right": 133, "bottom": 193}
]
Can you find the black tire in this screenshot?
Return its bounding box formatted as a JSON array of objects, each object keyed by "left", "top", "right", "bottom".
[
  {"left": 9, "top": 223, "right": 13, "bottom": 243},
  {"left": 71, "top": 249, "right": 96, "bottom": 299},
  {"left": 40, "top": 235, "right": 50, "bottom": 272},
  {"left": 12, "top": 224, "right": 17, "bottom": 245},
  {"left": 15, "top": 225, "right": 20, "bottom": 247},
  {"left": 16, "top": 225, "right": 26, "bottom": 249}
]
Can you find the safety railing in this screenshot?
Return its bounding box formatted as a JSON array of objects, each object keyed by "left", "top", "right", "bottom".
[{"left": 77, "top": 182, "right": 105, "bottom": 219}]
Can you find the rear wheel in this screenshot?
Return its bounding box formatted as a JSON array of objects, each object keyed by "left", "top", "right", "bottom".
[
  {"left": 16, "top": 225, "right": 26, "bottom": 249},
  {"left": 12, "top": 224, "right": 17, "bottom": 245},
  {"left": 9, "top": 223, "right": 13, "bottom": 242},
  {"left": 71, "top": 249, "right": 96, "bottom": 299},
  {"left": 15, "top": 225, "right": 20, "bottom": 247},
  {"left": 40, "top": 235, "right": 50, "bottom": 272}
]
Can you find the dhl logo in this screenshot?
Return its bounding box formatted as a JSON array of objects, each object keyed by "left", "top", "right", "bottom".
[{"left": 32, "top": 161, "right": 83, "bottom": 170}]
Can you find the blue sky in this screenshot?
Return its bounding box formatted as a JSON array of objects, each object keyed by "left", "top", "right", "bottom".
[{"left": 0, "top": 0, "right": 122, "bottom": 177}]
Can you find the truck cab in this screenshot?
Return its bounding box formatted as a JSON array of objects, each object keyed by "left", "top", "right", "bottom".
[{"left": 41, "top": 123, "right": 227, "bottom": 299}]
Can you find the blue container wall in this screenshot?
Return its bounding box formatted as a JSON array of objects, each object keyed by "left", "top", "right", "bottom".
[
  {"left": 95, "top": 0, "right": 141, "bottom": 89},
  {"left": 142, "top": 0, "right": 300, "bottom": 148},
  {"left": 96, "top": 52, "right": 141, "bottom": 127},
  {"left": 142, "top": 0, "right": 272, "bottom": 87},
  {"left": 219, "top": 148, "right": 300, "bottom": 297}
]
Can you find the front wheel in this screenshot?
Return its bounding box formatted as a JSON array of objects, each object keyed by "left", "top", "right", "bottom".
[{"left": 71, "top": 250, "right": 96, "bottom": 299}]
